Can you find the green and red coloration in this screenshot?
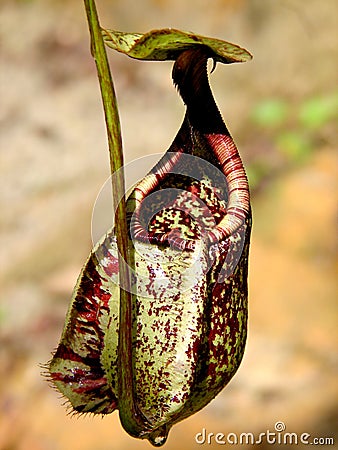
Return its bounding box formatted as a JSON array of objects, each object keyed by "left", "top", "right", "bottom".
[{"left": 48, "top": 24, "right": 252, "bottom": 447}]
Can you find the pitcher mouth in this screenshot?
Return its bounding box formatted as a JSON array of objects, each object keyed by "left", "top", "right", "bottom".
[{"left": 129, "top": 141, "right": 249, "bottom": 252}]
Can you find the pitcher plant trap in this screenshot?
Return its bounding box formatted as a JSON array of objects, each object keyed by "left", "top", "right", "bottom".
[{"left": 45, "top": 0, "right": 253, "bottom": 446}]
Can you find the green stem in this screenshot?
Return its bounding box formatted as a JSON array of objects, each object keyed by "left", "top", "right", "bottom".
[{"left": 83, "top": 0, "right": 147, "bottom": 437}]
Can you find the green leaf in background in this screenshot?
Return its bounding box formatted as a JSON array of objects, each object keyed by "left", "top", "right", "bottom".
[
  {"left": 299, "top": 92, "right": 338, "bottom": 129},
  {"left": 0, "top": 306, "right": 5, "bottom": 326},
  {"left": 102, "top": 28, "right": 252, "bottom": 63},
  {"left": 246, "top": 162, "right": 270, "bottom": 190},
  {"left": 251, "top": 98, "right": 289, "bottom": 128},
  {"left": 276, "top": 131, "right": 313, "bottom": 164}
]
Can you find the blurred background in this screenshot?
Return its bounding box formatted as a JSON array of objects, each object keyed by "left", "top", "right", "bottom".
[{"left": 0, "top": 0, "right": 337, "bottom": 449}]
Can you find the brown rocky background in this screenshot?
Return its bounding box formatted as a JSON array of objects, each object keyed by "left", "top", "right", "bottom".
[{"left": 0, "top": 0, "right": 337, "bottom": 449}]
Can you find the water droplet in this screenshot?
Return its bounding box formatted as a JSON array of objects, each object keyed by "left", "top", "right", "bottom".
[{"left": 148, "top": 425, "right": 169, "bottom": 447}]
